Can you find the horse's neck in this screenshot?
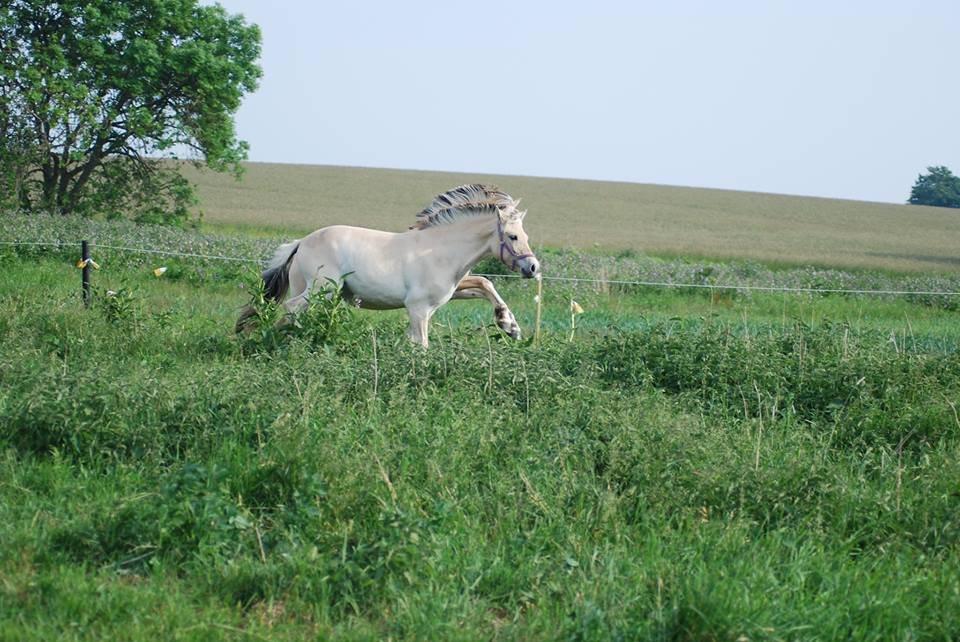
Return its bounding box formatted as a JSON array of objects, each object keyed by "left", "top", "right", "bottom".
[{"left": 423, "top": 217, "right": 495, "bottom": 274}]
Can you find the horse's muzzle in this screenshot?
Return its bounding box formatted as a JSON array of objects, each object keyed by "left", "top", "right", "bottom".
[{"left": 518, "top": 257, "right": 540, "bottom": 279}]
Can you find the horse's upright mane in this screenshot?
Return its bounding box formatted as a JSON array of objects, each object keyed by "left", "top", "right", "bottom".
[{"left": 411, "top": 184, "right": 519, "bottom": 230}]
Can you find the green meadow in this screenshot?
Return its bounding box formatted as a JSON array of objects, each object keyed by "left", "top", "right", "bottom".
[{"left": 1, "top": 169, "right": 959, "bottom": 640}]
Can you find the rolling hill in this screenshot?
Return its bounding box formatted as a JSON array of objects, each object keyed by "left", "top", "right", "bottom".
[{"left": 181, "top": 162, "right": 960, "bottom": 273}]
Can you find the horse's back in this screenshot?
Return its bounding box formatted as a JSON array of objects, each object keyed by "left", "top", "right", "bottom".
[{"left": 302, "top": 224, "right": 398, "bottom": 249}]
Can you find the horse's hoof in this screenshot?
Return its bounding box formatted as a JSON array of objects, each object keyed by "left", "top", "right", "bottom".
[{"left": 497, "top": 321, "right": 521, "bottom": 340}]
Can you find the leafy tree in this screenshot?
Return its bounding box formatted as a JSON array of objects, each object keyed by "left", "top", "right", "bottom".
[
  {"left": 908, "top": 166, "right": 960, "bottom": 209},
  {"left": 0, "top": 0, "right": 261, "bottom": 223}
]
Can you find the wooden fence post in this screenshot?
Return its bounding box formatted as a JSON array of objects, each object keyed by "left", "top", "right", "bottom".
[
  {"left": 81, "top": 240, "right": 91, "bottom": 307},
  {"left": 534, "top": 273, "right": 543, "bottom": 344}
]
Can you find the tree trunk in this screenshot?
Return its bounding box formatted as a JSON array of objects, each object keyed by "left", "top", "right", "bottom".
[{"left": 40, "top": 160, "right": 58, "bottom": 213}]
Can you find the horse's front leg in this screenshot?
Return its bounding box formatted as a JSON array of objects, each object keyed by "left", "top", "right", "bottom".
[
  {"left": 451, "top": 275, "right": 521, "bottom": 340},
  {"left": 404, "top": 302, "right": 434, "bottom": 348}
]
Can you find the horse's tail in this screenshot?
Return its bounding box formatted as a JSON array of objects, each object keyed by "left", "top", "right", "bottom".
[
  {"left": 261, "top": 240, "right": 301, "bottom": 301},
  {"left": 236, "top": 240, "right": 301, "bottom": 333}
]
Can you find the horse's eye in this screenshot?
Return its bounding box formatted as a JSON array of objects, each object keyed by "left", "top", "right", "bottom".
[{"left": 509, "top": 234, "right": 518, "bottom": 241}]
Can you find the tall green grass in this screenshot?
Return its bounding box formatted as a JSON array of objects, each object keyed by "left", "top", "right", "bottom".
[{"left": 1, "top": 255, "right": 958, "bottom": 640}]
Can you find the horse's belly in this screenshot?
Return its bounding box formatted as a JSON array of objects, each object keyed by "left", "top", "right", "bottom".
[{"left": 343, "top": 276, "right": 406, "bottom": 310}]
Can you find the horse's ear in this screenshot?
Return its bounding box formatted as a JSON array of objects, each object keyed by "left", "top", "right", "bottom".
[{"left": 505, "top": 198, "right": 527, "bottom": 222}]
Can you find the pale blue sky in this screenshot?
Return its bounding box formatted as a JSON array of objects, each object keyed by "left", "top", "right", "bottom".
[{"left": 213, "top": 0, "right": 959, "bottom": 204}]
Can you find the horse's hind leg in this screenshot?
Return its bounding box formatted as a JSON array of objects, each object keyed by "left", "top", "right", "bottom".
[
  {"left": 451, "top": 275, "right": 521, "bottom": 339},
  {"left": 270, "top": 255, "right": 310, "bottom": 326},
  {"left": 280, "top": 279, "right": 338, "bottom": 327},
  {"left": 285, "top": 264, "right": 307, "bottom": 309},
  {"left": 283, "top": 290, "right": 310, "bottom": 314},
  {"left": 282, "top": 250, "right": 342, "bottom": 317}
]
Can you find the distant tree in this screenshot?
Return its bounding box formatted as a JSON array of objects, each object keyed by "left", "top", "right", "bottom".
[
  {"left": 908, "top": 166, "right": 960, "bottom": 209},
  {"left": 0, "top": 0, "right": 261, "bottom": 223}
]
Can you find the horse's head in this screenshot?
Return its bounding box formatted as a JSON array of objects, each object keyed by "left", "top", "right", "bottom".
[{"left": 496, "top": 208, "right": 540, "bottom": 278}]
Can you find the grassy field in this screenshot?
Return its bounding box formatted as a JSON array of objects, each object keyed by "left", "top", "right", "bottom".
[
  {"left": 2, "top": 211, "right": 960, "bottom": 640},
  {"left": 182, "top": 162, "right": 960, "bottom": 273}
]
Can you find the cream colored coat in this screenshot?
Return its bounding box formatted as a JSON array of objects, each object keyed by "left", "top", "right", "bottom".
[{"left": 264, "top": 187, "right": 539, "bottom": 347}]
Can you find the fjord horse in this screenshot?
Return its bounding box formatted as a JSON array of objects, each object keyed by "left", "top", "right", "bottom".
[{"left": 238, "top": 184, "right": 540, "bottom": 347}]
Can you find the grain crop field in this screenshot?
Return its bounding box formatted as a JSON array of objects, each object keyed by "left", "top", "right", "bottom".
[{"left": 182, "top": 162, "right": 960, "bottom": 273}]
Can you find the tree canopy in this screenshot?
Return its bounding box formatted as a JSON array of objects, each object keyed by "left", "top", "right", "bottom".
[
  {"left": 908, "top": 166, "right": 960, "bottom": 209},
  {"left": 0, "top": 0, "right": 261, "bottom": 223}
]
